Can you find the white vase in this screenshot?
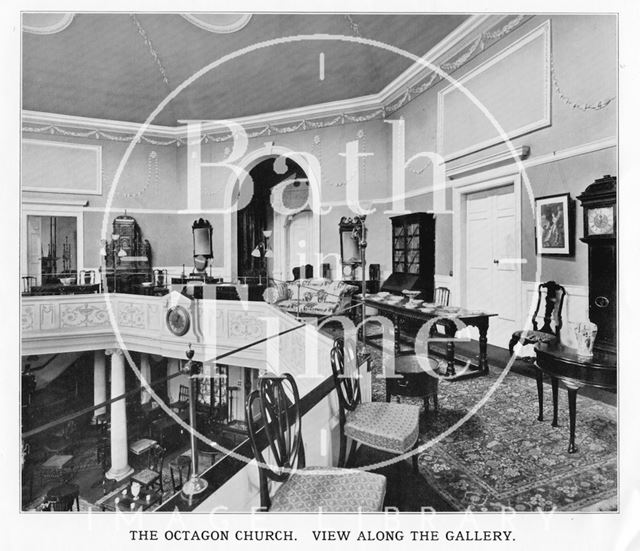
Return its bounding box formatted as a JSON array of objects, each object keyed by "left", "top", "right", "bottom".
[{"left": 574, "top": 321, "right": 598, "bottom": 357}]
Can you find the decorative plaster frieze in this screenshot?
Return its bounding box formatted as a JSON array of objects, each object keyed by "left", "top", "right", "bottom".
[{"left": 21, "top": 14, "right": 530, "bottom": 144}]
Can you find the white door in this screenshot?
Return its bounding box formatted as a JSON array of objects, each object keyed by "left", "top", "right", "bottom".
[
  {"left": 287, "top": 211, "right": 312, "bottom": 279},
  {"left": 465, "top": 185, "right": 518, "bottom": 346}
]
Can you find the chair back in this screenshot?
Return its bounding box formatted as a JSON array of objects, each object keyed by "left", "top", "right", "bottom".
[
  {"left": 330, "top": 338, "right": 361, "bottom": 415},
  {"left": 22, "top": 276, "right": 37, "bottom": 294},
  {"left": 153, "top": 269, "right": 168, "bottom": 287},
  {"left": 292, "top": 264, "right": 313, "bottom": 280},
  {"left": 246, "top": 374, "right": 305, "bottom": 509},
  {"left": 78, "top": 269, "right": 98, "bottom": 285},
  {"left": 43, "top": 497, "right": 72, "bottom": 511},
  {"left": 532, "top": 281, "right": 566, "bottom": 336},
  {"left": 148, "top": 444, "right": 166, "bottom": 473},
  {"left": 434, "top": 286, "right": 450, "bottom": 307},
  {"left": 178, "top": 384, "right": 190, "bottom": 402}
]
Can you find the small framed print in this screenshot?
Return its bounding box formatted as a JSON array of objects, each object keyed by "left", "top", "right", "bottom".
[{"left": 535, "top": 193, "right": 574, "bottom": 256}]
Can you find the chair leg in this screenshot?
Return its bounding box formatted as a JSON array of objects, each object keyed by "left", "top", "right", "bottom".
[
  {"left": 411, "top": 440, "right": 420, "bottom": 475},
  {"left": 338, "top": 431, "right": 348, "bottom": 468},
  {"left": 536, "top": 369, "right": 544, "bottom": 422},
  {"left": 551, "top": 377, "right": 559, "bottom": 427},
  {"left": 346, "top": 440, "right": 358, "bottom": 467}
]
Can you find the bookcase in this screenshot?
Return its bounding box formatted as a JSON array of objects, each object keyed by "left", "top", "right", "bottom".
[{"left": 389, "top": 213, "right": 435, "bottom": 300}]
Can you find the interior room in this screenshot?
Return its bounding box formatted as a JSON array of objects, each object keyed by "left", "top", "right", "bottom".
[{"left": 20, "top": 12, "right": 617, "bottom": 513}]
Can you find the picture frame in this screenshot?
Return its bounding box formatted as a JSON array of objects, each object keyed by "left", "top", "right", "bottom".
[{"left": 534, "top": 193, "right": 574, "bottom": 256}]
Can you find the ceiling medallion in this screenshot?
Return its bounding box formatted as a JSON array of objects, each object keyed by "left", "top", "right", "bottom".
[
  {"left": 181, "top": 13, "right": 252, "bottom": 34},
  {"left": 23, "top": 13, "right": 75, "bottom": 35}
]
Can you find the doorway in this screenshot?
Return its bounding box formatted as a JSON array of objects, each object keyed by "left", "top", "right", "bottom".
[
  {"left": 453, "top": 174, "right": 522, "bottom": 347},
  {"left": 26, "top": 215, "right": 78, "bottom": 284},
  {"left": 236, "top": 157, "right": 310, "bottom": 284}
]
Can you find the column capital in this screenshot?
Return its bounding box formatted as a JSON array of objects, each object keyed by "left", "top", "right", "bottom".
[{"left": 105, "top": 348, "right": 124, "bottom": 357}]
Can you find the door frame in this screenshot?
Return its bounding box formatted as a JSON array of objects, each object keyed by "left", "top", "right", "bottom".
[
  {"left": 21, "top": 202, "right": 85, "bottom": 282},
  {"left": 222, "top": 145, "right": 321, "bottom": 283},
  {"left": 452, "top": 171, "right": 522, "bottom": 329}
]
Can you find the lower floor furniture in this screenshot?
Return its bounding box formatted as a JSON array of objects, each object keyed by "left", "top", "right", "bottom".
[
  {"left": 96, "top": 481, "right": 161, "bottom": 512},
  {"left": 534, "top": 341, "right": 616, "bottom": 453},
  {"left": 149, "top": 418, "right": 187, "bottom": 453},
  {"left": 169, "top": 453, "right": 192, "bottom": 492},
  {"left": 387, "top": 355, "right": 440, "bottom": 417},
  {"left": 43, "top": 482, "right": 80, "bottom": 511}
]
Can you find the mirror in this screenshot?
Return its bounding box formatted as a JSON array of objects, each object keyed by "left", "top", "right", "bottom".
[{"left": 192, "top": 219, "right": 213, "bottom": 272}]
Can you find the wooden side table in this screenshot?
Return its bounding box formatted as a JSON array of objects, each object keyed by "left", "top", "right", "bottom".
[{"left": 535, "top": 341, "right": 616, "bottom": 453}]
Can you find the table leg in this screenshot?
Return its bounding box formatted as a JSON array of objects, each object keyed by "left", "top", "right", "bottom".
[
  {"left": 445, "top": 320, "right": 456, "bottom": 377},
  {"left": 536, "top": 369, "right": 544, "bottom": 422},
  {"left": 476, "top": 318, "right": 490, "bottom": 374},
  {"left": 567, "top": 387, "right": 578, "bottom": 454},
  {"left": 551, "top": 378, "right": 559, "bottom": 428}
]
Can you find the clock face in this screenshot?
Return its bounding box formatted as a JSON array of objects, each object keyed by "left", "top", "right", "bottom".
[
  {"left": 166, "top": 305, "right": 190, "bottom": 336},
  {"left": 587, "top": 207, "right": 614, "bottom": 236},
  {"left": 342, "top": 264, "right": 353, "bottom": 278}
]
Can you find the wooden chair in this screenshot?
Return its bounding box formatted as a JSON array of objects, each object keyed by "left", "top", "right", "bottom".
[
  {"left": 246, "top": 373, "right": 386, "bottom": 512},
  {"left": 508, "top": 281, "right": 566, "bottom": 356},
  {"left": 330, "top": 339, "right": 421, "bottom": 473},
  {"left": 78, "top": 269, "right": 98, "bottom": 285},
  {"left": 292, "top": 264, "right": 313, "bottom": 280},
  {"left": 433, "top": 286, "right": 450, "bottom": 306},
  {"left": 42, "top": 482, "right": 80, "bottom": 511},
  {"left": 130, "top": 444, "right": 165, "bottom": 496},
  {"left": 508, "top": 281, "right": 566, "bottom": 425},
  {"left": 170, "top": 385, "right": 190, "bottom": 416}
]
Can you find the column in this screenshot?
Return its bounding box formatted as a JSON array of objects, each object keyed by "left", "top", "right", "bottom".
[
  {"left": 140, "top": 353, "right": 151, "bottom": 405},
  {"left": 105, "top": 349, "right": 133, "bottom": 481},
  {"left": 92, "top": 350, "right": 107, "bottom": 422}
]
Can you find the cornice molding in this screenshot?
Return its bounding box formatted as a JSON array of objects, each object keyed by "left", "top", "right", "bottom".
[{"left": 21, "top": 14, "right": 529, "bottom": 142}]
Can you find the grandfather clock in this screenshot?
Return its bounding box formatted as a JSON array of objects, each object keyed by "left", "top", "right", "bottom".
[{"left": 577, "top": 175, "right": 617, "bottom": 354}]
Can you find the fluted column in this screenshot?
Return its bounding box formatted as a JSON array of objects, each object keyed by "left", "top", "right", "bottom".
[
  {"left": 140, "top": 353, "right": 151, "bottom": 404},
  {"left": 92, "top": 350, "right": 107, "bottom": 421},
  {"left": 105, "top": 349, "right": 133, "bottom": 481}
]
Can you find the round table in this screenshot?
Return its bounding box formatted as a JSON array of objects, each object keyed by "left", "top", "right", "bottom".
[{"left": 535, "top": 341, "right": 616, "bottom": 453}]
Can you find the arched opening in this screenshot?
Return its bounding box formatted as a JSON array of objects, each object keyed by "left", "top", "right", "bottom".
[{"left": 235, "top": 156, "right": 312, "bottom": 284}]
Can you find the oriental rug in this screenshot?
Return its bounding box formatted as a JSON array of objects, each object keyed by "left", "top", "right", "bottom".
[{"left": 367, "top": 349, "right": 618, "bottom": 512}]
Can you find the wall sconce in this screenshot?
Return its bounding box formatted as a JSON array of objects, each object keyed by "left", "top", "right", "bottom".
[{"left": 251, "top": 230, "right": 273, "bottom": 284}]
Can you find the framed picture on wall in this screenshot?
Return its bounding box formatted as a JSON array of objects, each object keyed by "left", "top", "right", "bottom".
[{"left": 535, "top": 193, "right": 574, "bottom": 256}]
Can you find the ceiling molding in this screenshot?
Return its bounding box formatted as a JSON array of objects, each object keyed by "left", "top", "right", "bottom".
[
  {"left": 21, "top": 14, "right": 524, "bottom": 142},
  {"left": 181, "top": 14, "right": 252, "bottom": 34},
  {"left": 22, "top": 110, "right": 178, "bottom": 139},
  {"left": 378, "top": 14, "right": 494, "bottom": 106},
  {"left": 23, "top": 13, "right": 75, "bottom": 35}
]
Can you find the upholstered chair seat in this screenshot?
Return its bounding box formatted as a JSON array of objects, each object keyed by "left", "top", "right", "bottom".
[
  {"left": 270, "top": 466, "right": 386, "bottom": 512},
  {"left": 345, "top": 402, "right": 420, "bottom": 454}
]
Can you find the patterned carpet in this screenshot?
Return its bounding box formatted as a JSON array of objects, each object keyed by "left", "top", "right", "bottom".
[{"left": 367, "top": 349, "right": 618, "bottom": 512}]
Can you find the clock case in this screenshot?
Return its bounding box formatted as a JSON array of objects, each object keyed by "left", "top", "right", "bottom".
[{"left": 577, "top": 175, "right": 617, "bottom": 355}]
